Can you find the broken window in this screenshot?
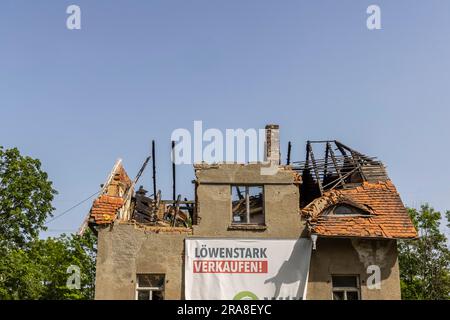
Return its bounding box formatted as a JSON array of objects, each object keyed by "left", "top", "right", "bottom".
[
  {"left": 334, "top": 205, "right": 368, "bottom": 216},
  {"left": 136, "top": 274, "right": 165, "bottom": 300},
  {"left": 332, "top": 275, "right": 360, "bottom": 300},
  {"left": 231, "top": 186, "right": 264, "bottom": 225}
]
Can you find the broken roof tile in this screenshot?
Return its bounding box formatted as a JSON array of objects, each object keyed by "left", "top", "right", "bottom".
[
  {"left": 302, "top": 180, "right": 417, "bottom": 239},
  {"left": 90, "top": 195, "right": 125, "bottom": 225}
]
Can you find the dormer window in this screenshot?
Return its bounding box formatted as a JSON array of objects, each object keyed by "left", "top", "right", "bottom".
[
  {"left": 334, "top": 205, "right": 357, "bottom": 215},
  {"left": 326, "top": 204, "right": 370, "bottom": 216}
]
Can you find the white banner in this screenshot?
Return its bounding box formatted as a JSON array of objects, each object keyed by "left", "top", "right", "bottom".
[{"left": 185, "top": 238, "right": 312, "bottom": 300}]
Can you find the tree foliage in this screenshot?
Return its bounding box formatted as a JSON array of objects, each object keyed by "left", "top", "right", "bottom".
[
  {"left": 0, "top": 146, "right": 96, "bottom": 299},
  {"left": 0, "top": 230, "right": 96, "bottom": 300},
  {"left": 0, "top": 146, "right": 57, "bottom": 248},
  {"left": 398, "top": 204, "right": 450, "bottom": 300}
]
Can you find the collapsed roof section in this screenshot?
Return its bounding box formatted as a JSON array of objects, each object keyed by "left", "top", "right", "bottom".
[
  {"left": 85, "top": 158, "right": 193, "bottom": 235},
  {"left": 294, "top": 140, "right": 389, "bottom": 207},
  {"left": 296, "top": 141, "right": 417, "bottom": 240}
]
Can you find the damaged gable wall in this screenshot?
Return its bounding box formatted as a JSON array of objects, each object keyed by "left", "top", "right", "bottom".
[{"left": 95, "top": 224, "right": 191, "bottom": 300}]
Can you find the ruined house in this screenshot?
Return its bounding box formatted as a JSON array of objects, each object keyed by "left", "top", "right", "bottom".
[{"left": 84, "top": 125, "right": 417, "bottom": 300}]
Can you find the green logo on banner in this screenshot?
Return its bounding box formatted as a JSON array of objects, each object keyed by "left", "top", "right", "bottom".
[{"left": 233, "top": 291, "right": 259, "bottom": 300}]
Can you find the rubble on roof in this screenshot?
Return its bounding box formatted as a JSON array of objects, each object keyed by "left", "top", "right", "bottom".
[
  {"left": 133, "top": 223, "right": 193, "bottom": 234},
  {"left": 85, "top": 157, "right": 194, "bottom": 234},
  {"left": 131, "top": 187, "right": 193, "bottom": 228}
]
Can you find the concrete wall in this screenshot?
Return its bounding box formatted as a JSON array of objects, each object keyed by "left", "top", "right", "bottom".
[{"left": 307, "top": 238, "right": 401, "bottom": 300}]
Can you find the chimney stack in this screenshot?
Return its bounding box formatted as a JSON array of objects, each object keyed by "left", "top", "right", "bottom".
[{"left": 265, "top": 124, "right": 280, "bottom": 165}]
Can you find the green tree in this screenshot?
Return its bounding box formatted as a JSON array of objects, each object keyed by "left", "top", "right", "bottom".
[
  {"left": 447, "top": 210, "right": 450, "bottom": 228},
  {"left": 398, "top": 204, "right": 450, "bottom": 300},
  {"left": 0, "top": 146, "right": 96, "bottom": 300},
  {"left": 0, "top": 230, "right": 96, "bottom": 300},
  {"left": 32, "top": 230, "right": 97, "bottom": 300},
  {"left": 0, "top": 146, "right": 57, "bottom": 248}
]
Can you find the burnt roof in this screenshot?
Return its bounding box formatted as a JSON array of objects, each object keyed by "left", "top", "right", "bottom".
[
  {"left": 293, "top": 140, "right": 389, "bottom": 207},
  {"left": 296, "top": 141, "right": 417, "bottom": 239}
]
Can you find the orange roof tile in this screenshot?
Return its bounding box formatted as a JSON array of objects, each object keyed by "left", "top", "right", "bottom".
[
  {"left": 90, "top": 195, "right": 125, "bottom": 225},
  {"left": 302, "top": 180, "right": 417, "bottom": 239}
]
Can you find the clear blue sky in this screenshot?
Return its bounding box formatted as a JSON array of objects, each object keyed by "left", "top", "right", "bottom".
[{"left": 1, "top": 1, "right": 449, "bottom": 237}]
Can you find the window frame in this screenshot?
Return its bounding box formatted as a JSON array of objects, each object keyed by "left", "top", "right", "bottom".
[
  {"left": 324, "top": 204, "right": 370, "bottom": 217},
  {"left": 230, "top": 185, "right": 265, "bottom": 226},
  {"left": 135, "top": 274, "right": 165, "bottom": 300},
  {"left": 331, "top": 275, "right": 361, "bottom": 300}
]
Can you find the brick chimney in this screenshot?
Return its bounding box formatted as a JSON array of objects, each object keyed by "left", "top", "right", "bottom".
[{"left": 265, "top": 124, "right": 280, "bottom": 165}]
